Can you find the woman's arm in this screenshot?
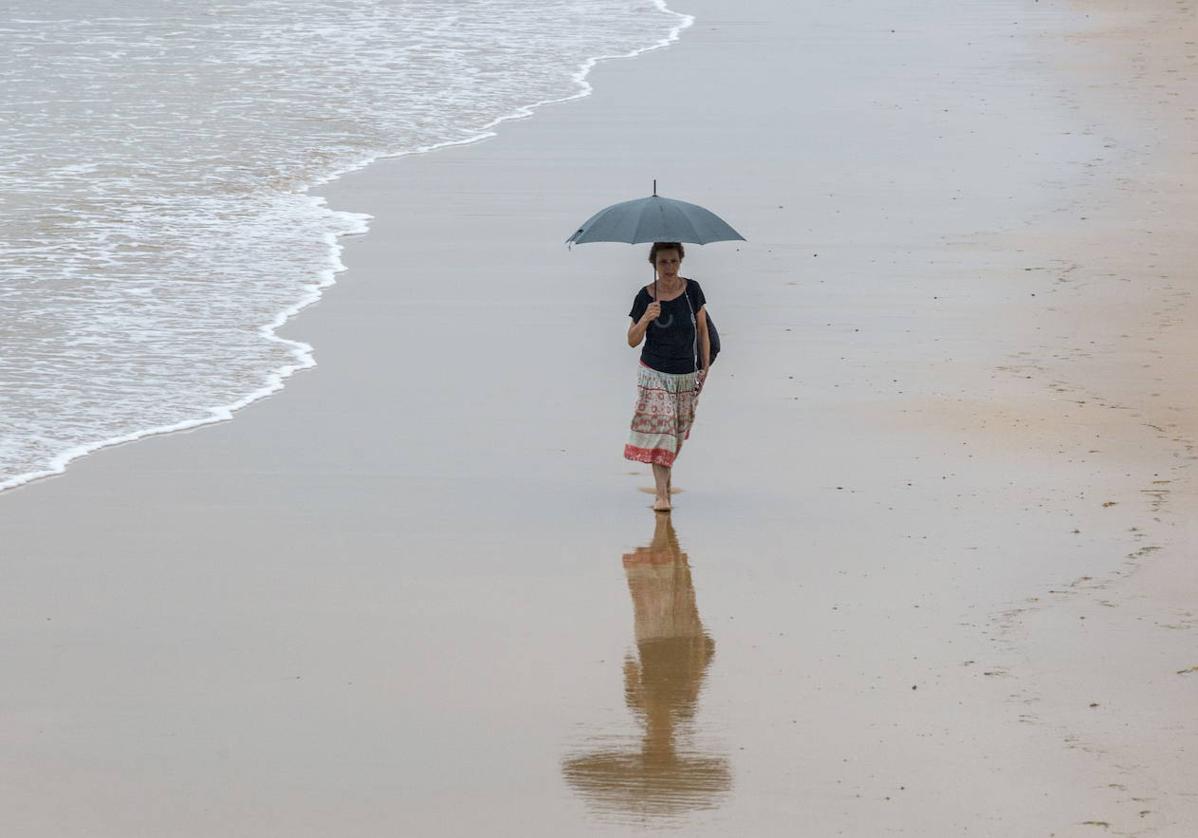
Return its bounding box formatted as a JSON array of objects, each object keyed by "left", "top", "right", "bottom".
[
  {"left": 697, "top": 306, "right": 711, "bottom": 370},
  {"left": 628, "top": 302, "right": 661, "bottom": 347}
]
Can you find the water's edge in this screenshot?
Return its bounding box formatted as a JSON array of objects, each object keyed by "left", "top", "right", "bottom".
[{"left": 0, "top": 0, "right": 694, "bottom": 496}]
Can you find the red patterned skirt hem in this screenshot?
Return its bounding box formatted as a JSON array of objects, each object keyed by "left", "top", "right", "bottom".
[{"left": 624, "top": 444, "right": 677, "bottom": 467}]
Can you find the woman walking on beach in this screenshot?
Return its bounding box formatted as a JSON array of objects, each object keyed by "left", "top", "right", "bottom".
[{"left": 625, "top": 242, "right": 711, "bottom": 512}]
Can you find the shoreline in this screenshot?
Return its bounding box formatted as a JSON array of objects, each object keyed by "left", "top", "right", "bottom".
[
  {"left": 0, "top": 0, "right": 693, "bottom": 496},
  {"left": 1, "top": 1, "right": 1194, "bottom": 834}
]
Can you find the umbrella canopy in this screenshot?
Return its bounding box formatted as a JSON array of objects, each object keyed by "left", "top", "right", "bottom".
[{"left": 566, "top": 184, "right": 745, "bottom": 245}]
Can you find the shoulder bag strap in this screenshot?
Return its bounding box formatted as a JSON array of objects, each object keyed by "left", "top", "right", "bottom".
[{"left": 683, "top": 278, "right": 699, "bottom": 375}]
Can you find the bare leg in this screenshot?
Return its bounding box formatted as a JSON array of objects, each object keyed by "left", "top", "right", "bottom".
[
  {"left": 652, "top": 464, "right": 671, "bottom": 511},
  {"left": 669, "top": 443, "right": 682, "bottom": 495}
]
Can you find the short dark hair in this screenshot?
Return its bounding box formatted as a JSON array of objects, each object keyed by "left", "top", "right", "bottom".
[{"left": 648, "top": 242, "right": 685, "bottom": 264}]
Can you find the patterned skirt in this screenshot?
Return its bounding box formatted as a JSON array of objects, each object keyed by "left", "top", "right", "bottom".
[{"left": 624, "top": 362, "right": 700, "bottom": 467}]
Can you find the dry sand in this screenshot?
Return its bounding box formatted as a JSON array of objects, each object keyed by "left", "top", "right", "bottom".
[{"left": 1, "top": 0, "right": 1194, "bottom": 835}]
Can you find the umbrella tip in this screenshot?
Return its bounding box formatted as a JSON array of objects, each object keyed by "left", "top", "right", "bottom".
[{"left": 653, "top": 179, "right": 657, "bottom": 197}]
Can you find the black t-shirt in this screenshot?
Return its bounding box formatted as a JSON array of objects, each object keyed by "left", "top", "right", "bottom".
[{"left": 628, "top": 279, "right": 707, "bottom": 374}]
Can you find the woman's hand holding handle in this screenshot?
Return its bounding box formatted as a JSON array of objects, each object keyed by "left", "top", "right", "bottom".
[{"left": 628, "top": 301, "right": 661, "bottom": 348}]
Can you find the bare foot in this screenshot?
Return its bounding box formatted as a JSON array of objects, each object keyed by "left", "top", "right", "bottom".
[{"left": 653, "top": 495, "right": 672, "bottom": 512}]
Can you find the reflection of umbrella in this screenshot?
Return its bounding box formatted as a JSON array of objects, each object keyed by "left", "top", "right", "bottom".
[
  {"left": 561, "top": 749, "right": 731, "bottom": 823},
  {"left": 566, "top": 181, "right": 745, "bottom": 246}
]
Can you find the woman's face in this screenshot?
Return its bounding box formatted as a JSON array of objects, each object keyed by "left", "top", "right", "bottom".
[{"left": 654, "top": 249, "right": 682, "bottom": 277}]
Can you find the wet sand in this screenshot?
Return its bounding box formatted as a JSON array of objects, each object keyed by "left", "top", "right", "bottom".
[{"left": 2, "top": 0, "right": 1195, "bottom": 835}]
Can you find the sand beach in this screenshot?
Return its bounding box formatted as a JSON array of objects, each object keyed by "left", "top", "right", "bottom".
[{"left": 1, "top": 0, "right": 1194, "bottom": 835}]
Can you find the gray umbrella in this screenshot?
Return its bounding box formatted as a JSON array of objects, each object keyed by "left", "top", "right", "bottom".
[
  {"left": 567, "top": 183, "right": 739, "bottom": 366},
  {"left": 566, "top": 182, "right": 745, "bottom": 246}
]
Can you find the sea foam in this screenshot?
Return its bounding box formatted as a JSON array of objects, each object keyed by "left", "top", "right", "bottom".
[{"left": 0, "top": 0, "right": 692, "bottom": 492}]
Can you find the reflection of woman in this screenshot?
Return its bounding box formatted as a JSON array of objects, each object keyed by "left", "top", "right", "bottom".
[
  {"left": 621, "top": 515, "right": 715, "bottom": 760},
  {"left": 625, "top": 242, "right": 711, "bottom": 512},
  {"left": 562, "top": 516, "right": 729, "bottom": 822}
]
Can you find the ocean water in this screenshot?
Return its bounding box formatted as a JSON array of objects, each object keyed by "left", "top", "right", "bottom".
[{"left": 0, "top": 0, "right": 690, "bottom": 492}]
